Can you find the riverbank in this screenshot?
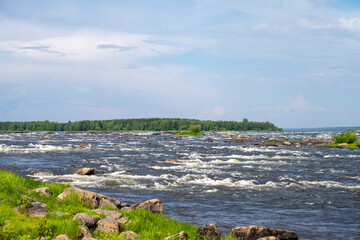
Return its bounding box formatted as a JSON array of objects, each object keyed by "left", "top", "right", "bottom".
[{"left": 0, "top": 169, "right": 298, "bottom": 239}]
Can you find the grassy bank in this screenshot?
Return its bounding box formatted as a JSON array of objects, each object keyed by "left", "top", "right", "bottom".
[{"left": 0, "top": 170, "right": 235, "bottom": 239}]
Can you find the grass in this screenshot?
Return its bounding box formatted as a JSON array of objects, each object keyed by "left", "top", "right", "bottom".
[
  {"left": 176, "top": 130, "right": 205, "bottom": 136},
  {"left": 0, "top": 169, "right": 236, "bottom": 239}
]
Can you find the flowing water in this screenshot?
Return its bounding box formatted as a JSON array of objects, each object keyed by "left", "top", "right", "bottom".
[{"left": 1, "top": 131, "right": 359, "bottom": 239}]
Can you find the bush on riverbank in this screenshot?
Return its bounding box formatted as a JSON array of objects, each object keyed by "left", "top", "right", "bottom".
[
  {"left": 333, "top": 130, "right": 359, "bottom": 144},
  {"left": 0, "top": 169, "right": 236, "bottom": 239}
]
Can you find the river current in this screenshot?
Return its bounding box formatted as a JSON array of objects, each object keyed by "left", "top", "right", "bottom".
[{"left": 0, "top": 131, "right": 359, "bottom": 239}]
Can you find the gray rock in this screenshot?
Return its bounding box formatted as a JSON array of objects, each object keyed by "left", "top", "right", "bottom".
[
  {"left": 29, "top": 187, "right": 52, "bottom": 197},
  {"left": 73, "top": 213, "right": 96, "bottom": 228},
  {"left": 53, "top": 234, "right": 71, "bottom": 240},
  {"left": 95, "top": 218, "right": 121, "bottom": 234},
  {"left": 130, "top": 199, "right": 164, "bottom": 213},
  {"left": 231, "top": 225, "right": 298, "bottom": 240},
  {"left": 119, "top": 231, "right": 139, "bottom": 239},
  {"left": 165, "top": 231, "right": 189, "bottom": 240},
  {"left": 198, "top": 224, "right": 221, "bottom": 240}
]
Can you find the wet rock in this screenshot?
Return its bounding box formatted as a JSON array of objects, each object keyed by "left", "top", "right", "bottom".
[
  {"left": 57, "top": 187, "right": 121, "bottom": 209},
  {"left": 231, "top": 225, "right": 298, "bottom": 240},
  {"left": 120, "top": 231, "right": 139, "bottom": 239},
  {"left": 73, "top": 213, "right": 96, "bottom": 228},
  {"left": 29, "top": 187, "right": 52, "bottom": 197},
  {"left": 257, "top": 237, "right": 280, "bottom": 240},
  {"left": 165, "top": 231, "right": 189, "bottom": 240},
  {"left": 117, "top": 135, "right": 124, "bottom": 138},
  {"left": 80, "top": 143, "right": 95, "bottom": 147},
  {"left": 74, "top": 168, "right": 95, "bottom": 175},
  {"left": 95, "top": 218, "right": 121, "bottom": 234},
  {"left": 140, "top": 136, "right": 149, "bottom": 140},
  {"left": 165, "top": 159, "right": 181, "bottom": 164},
  {"left": 197, "top": 224, "right": 221, "bottom": 239},
  {"left": 53, "top": 235, "right": 71, "bottom": 240},
  {"left": 130, "top": 199, "right": 164, "bottom": 213}
]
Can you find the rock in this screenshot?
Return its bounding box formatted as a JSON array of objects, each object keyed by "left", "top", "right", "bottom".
[
  {"left": 140, "top": 136, "right": 149, "bottom": 140},
  {"left": 257, "top": 237, "right": 280, "bottom": 240},
  {"left": 119, "top": 231, "right": 139, "bottom": 239},
  {"left": 80, "top": 144, "right": 95, "bottom": 147},
  {"left": 95, "top": 218, "right": 121, "bottom": 234},
  {"left": 73, "top": 213, "right": 96, "bottom": 228},
  {"left": 54, "top": 211, "right": 70, "bottom": 216},
  {"left": 336, "top": 143, "right": 348, "bottom": 148},
  {"left": 197, "top": 224, "right": 221, "bottom": 239},
  {"left": 94, "top": 210, "right": 123, "bottom": 220},
  {"left": 117, "top": 135, "right": 124, "bottom": 138},
  {"left": 79, "top": 225, "right": 92, "bottom": 238},
  {"left": 165, "top": 159, "right": 181, "bottom": 164},
  {"left": 283, "top": 141, "right": 291, "bottom": 146},
  {"left": 53, "top": 234, "right": 71, "bottom": 240},
  {"left": 29, "top": 187, "right": 52, "bottom": 197},
  {"left": 165, "top": 231, "right": 189, "bottom": 240},
  {"left": 294, "top": 143, "right": 301, "bottom": 148},
  {"left": 99, "top": 198, "right": 118, "bottom": 210},
  {"left": 18, "top": 195, "right": 47, "bottom": 217},
  {"left": 231, "top": 225, "right": 298, "bottom": 240},
  {"left": 130, "top": 199, "right": 164, "bottom": 213},
  {"left": 117, "top": 217, "right": 133, "bottom": 226},
  {"left": 57, "top": 187, "right": 121, "bottom": 209},
  {"left": 74, "top": 168, "right": 95, "bottom": 175}
]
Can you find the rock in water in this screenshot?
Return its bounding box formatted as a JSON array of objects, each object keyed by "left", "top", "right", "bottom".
[
  {"left": 231, "top": 225, "right": 298, "bottom": 240},
  {"left": 197, "top": 224, "right": 221, "bottom": 239},
  {"left": 74, "top": 168, "right": 95, "bottom": 175}
]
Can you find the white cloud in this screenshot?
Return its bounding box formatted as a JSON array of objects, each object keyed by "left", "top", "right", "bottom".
[
  {"left": 259, "top": 95, "right": 325, "bottom": 113},
  {"left": 212, "top": 105, "right": 226, "bottom": 117}
]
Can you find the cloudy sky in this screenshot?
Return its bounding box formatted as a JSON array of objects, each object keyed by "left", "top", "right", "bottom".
[{"left": 0, "top": 0, "right": 359, "bottom": 128}]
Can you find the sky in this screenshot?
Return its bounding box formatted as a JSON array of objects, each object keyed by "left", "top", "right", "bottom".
[{"left": 0, "top": 0, "right": 359, "bottom": 128}]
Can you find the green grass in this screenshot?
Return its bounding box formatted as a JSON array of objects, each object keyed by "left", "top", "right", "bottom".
[
  {"left": 176, "top": 130, "right": 205, "bottom": 135},
  {"left": 0, "top": 170, "right": 236, "bottom": 239}
]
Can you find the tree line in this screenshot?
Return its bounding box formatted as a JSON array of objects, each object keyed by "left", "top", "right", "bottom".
[{"left": 0, "top": 118, "right": 282, "bottom": 132}]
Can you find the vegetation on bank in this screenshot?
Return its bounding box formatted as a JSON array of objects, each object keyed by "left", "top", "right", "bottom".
[
  {"left": 0, "top": 118, "right": 282, "bottom": 132},
  {"left": 176, "top": 124, "right": 205, "bottom": 135},
  {"left": 0, "top": 170, "right": 236, "bottom": 239},
  {"left": 328, "top": 130, "right": 360, "bottom": 149}
]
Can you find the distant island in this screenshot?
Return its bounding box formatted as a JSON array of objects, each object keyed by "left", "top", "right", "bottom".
[{"left": 0, "top": 118, "right": 282, "bottom": 132}]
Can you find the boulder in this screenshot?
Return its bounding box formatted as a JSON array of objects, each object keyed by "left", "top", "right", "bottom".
[
  {"left": 140, "top": 137, "right": 149, "bottom": 140},
  {"left": 29, "top": 187, "right": 52, "bottom": 197},
  {"left": 231, "top": 225, "right": 298, "bottom": 240},
  {"left": 54, "top": 211, "right": 70, "bottom": 216},
  {"left": 95, "top": 218, "right": 121, "bottom": 234},
  {"left": 73, "top": 213, "right": 96, "bottom": 228},
  {"left": 74, "top": 168, "right": 95, "bottom": 175},
  {"left": 79, "top": 225, "right": 92, "bottom": 239},
  {"left": 80, "top": 144, "right": 95, "bottom": 147},
  {"left": 130, "top": 199, "right": 164, "bottom": 213},
  {"left": 99, "top": 198, "right": 118, "bottom": 210},
  {"left": 165, "top": 231, "right": 189, "bottom": 240},
  {"left": 119, "top": 231, "right": 139, "bottom": 239},
  {"left": 197, "top": 224, "right": 221, "bottom": 240},
  {"left": 257, "top": 237, "right": 280, "bottom": 240},
  {"left": 53, "top": 235, "right": 71, "bottom": 240},
  {"left": 94, "top": 210, "right": 123, "bottom": 220},
  {"left": 57, "top": 187, "right": 121, "bottom": 209},
  {"left": 118, "top": 216, "right": 133, "bottom": 226},
  {"left": 17, "top": 195, "right": 47, "bottom": 217}
]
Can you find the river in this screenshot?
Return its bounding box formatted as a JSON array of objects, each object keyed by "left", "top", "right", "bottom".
[{"left": 0, "top": 131, "right": 359, "bottom": 239}]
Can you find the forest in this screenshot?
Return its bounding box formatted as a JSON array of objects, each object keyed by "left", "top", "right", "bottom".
[{"left": 0, "top": 118, "right": 282, "bottom": 132}]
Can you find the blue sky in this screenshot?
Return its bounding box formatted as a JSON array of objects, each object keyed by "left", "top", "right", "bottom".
[{"left": 0, "top": 0, "right": 359, "bottom": 128}]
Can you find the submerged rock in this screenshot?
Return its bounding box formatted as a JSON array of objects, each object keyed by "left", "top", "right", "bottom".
[
  {"left": 231, "top": 225, "right": 298, "bottom": 240},
  {"left": 74, "top": 168, "right": 95, "bottom": 175}
]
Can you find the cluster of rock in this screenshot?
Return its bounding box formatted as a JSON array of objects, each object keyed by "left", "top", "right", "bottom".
[
  {"left": 222, "top": 133, "right": 334, "bottom": 148},
  {"left": 12, "top": 185, "right": 299, "bottom": 240}
]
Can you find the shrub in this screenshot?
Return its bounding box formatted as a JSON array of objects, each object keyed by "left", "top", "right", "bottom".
[
  {"left": 189, "top": 125, "right": 202, "bottom": 133},
  {"left": 333, "top": 130, "right": 359, "bottom": 144}
]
